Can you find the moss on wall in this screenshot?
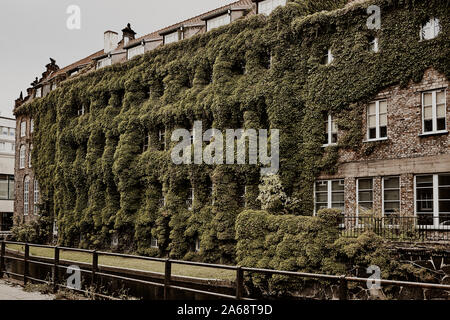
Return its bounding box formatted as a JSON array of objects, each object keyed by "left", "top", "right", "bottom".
[{"left": 15, "top": 0, "right": 449, "bottom": 262}]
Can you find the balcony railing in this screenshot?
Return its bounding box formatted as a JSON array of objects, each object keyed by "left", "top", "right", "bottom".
[{"left": 340, "top": 214, "right": 450, "bottom": 242}]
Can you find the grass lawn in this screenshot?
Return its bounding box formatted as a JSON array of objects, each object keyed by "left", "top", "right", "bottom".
[{"left": 6, "top": 244, "right": 236, "bottom": 281}]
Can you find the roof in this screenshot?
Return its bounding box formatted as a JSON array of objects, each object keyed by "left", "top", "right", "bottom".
[{"left": 42, "top": 0, "right": 255, "bottom": 83}]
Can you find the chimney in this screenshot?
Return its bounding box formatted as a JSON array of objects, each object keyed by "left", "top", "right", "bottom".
[
  {"left": 104, "top": 30, "right": 119, "bottom": 53},
  {"left": 121, "top": 23, "right": 136, "bottom": 46}
]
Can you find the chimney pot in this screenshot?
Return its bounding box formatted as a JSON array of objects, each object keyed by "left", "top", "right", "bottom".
[{"left": 104, "top": 30, "right": 119, "bottom": 53}]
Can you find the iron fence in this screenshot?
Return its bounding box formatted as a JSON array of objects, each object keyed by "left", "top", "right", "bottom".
[
  {"left": 1, "top": 240, "right": 450, "bottom": 300},
  {"left": 340, "top": 215, "right": 450, "bottom": 241}
]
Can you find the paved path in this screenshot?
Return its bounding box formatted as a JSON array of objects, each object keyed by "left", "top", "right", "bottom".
[{"left": 0, "top": 280, "right": 54, "bottom": 300}]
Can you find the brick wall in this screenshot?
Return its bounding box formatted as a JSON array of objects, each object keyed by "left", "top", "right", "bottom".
[
  {"left": 14, "top": 114, "right": 38, "bottom": 225},
  {"left": 320, "top": 68, "right": 450, "bottom": 217}
]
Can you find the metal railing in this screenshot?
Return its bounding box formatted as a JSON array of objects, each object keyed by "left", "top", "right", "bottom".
[
  {"left": 340, "top": 215, "right": 450, "bottom": 241},
  {"left": 1, "top": 240, "right": 450, "bottom": 300}
]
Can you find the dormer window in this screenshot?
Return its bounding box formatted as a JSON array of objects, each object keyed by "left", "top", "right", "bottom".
[
  {"left": 164, "top": 31, "right": 180, "bottom": 45},
  {"left": 420, "top": 18, "right": 440, "bottom": 41},
  {"left": 127, "top": 44, "right": 145, "bottom": 60},
  {"left": 257, "top": 0, "right": 287, "bottom": 16},
  {"left": 35, "top": 88, "right": 42, "bottom": 98},
  {"left": 206, "top": 13, "right": 231, "bottom": 32},
  {"left": 97, "top": 57, "right": 112, "bottom": 69}
]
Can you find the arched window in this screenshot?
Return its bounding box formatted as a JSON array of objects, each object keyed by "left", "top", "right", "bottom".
[
  {"left": 34, "top": 179, "right": 39, "bottom": 215},
  {"left": 19, "top": 145, "right": 26, "bottom": 169},
  {"left": 29, "top": 144, "right": 33, "bottom": 167},
  {"left": 24, "top": 176, "right": 30, "bottom": 216}
]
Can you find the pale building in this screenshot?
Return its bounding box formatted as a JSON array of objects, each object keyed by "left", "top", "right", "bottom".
[{"left": 0, "top": 116, "right": 15, "bottom": 236}]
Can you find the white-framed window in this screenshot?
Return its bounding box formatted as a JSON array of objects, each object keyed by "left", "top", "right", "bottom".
[
  {"left": 127, "top": 45, "right": 145, "bottom": 60},
  {"left": 34, "top": 179, "right": 39, "bottom": 215},
  {"left": 195, "top": 237, "right": 200, "bottom": 252},
  {"left": 357, "top": 178, "right": 374, "bottom": 215},
  {"left": 422, "top": 89, "right": 446, "bottom": 134},
  {"left": 29, "top": 144, "right": 33, "bottom": 167},
  {"left": 19, "top": 145, "right": 26, "bottom": 169},
  {"left": 78, "top": 105, "right": 85, "bottom": 116},
  {"left": 211, "top": 184, "right": 215, "bottom": 206},
  {"left": 151, "top": 237, "right": 158, "bottom": 248},
  {"left": 187, "top": 187, "right": 194, "bottom": 210},
  {"left": 258, "top": 0, "right": 287, "bottom": 16},
  {"left": 2, "top": 127, "right": 7, "bottom": 136},
  {"left": 53, "top": 219, "right": 58, "bottom": 236},
  {"left": 0, "top": 142, "right": 5, "bottom": 151},
  {"left": 314, "top": 179, "right": 345, "bottom": 214},
  {"left": 322, "top": 48, "right": 334, "bottom": 65},
  {"left": 96, "top": 57, "right": 112, "bottom": 69},
  {"left": 323, "top": 114, "right": 337, "bottom": 146},
  {"left": 206, "top": 13, "right": 231, "bottom": 32},
  {"left": 367, "top": 100, "right": 388, "bottom": 140},
  {"left": 24, "top": 176, "right": 30, "bottom": 216},
  {"left": 20, "top": 121, "right": 26, "bottom": 137},
  {"left": 35, "top": 88, "right": 42, "bottom": 98},
  {"left": 420, "top": 17, "right": 441, "bottom": 41},
  {"left": 143, "top": 132, "right": 150, "bottom": 152},
  {"left": 30, "top": 119, "right": 34, "bottom": 133},
  {"left": 382, "top": 176, "right": 400, "bottom": 217},
  {"left": 164, "top": 31, "right": 179, "bottom": 45},
  {"left": 9, "top": 127, "right": 15, "bottom": 137},
  {"left": 415, "top": 174, "right": 450, "bottom": 228},
  {"left": 159, "top": 129, "right": 166, "bottom": 151},
  {"left": 368, "top": 36, "right": 379, "bottom": 53}
]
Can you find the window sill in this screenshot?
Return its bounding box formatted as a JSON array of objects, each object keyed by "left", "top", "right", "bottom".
[
  {"left": 322, "top": 143, "right": 337, "bottom": 148},
  {"left": 364, "top": 137, "right": 388, "bottom": 143},
  {"left": 419, "top": 131, "right": 448, "bottom": 137}
]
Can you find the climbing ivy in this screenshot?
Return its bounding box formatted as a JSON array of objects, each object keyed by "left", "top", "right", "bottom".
[{"left": 15, "top": 0, "right": 449, "bottom": 263}]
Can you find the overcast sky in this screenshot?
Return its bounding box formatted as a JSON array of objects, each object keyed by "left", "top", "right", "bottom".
[{"left": 0, "top": 0, "right": 237, "bottom": 118}]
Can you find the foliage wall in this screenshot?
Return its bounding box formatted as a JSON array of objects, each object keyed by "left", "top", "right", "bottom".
[{"left": 15, "top": 0, "right": 449, "bottom": 262}]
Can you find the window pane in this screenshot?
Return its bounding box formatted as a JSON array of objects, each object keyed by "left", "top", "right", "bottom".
[
  {"left": 315, "top": 181, "right": 328, "bottom": 192},
  {"left": 0, "top": 176, "right": 7, "bottom": 200},
  {"left": 379, "top": 114, "right": 387, "bottom": 126},
  {"left": 359, "top": 202, "right": 373, "bottom": 211},
  {"left": 332, "top": 180, "right": 344, "bottom": 191},
  {"left": 384, "top": 190, "right": 399, "bottom": 201},
  {"left": 436, "top": 91, "right": 445, "bottom": 104},
  {"left": 379, "top": 101, "right": 387, "bottom": 114},
  {"left": 316, "top": 193, "right": 328, "bottom": 202},
  {"left": 417, "top": 201, "right": 433, "bottom": 212},
  {"left": 439, "top": 201, "right": 450, "bottom": 213},
  {"left": 359, "top": 191, "right": 373, "bottom": 202},
  {"left": 424, "top": 105, "right": 433, "bottom": 119},
  {"left": 332, "top": 193, "right": 344, "bottom": 202},
  {"left": 417, "top": 175, "right": 433, "bottom": 187},
  {"left": 384, "top": 202, "right": 400, "bottom": 212},
  {"left": 437, "top": 104, "right": 445, "bottom": 118},
  {"left": 437, "top": 118, "right": 446, "bottom": 131},
  {"left": 358, "top": 179, "right": 373, "bottom": 190},
  {"left": 439, "top": 174, "right": 450, "bottom": 186},
  {"left": 368, "top": 115, "right": 376, "bottom": 127},
  {"left": 384, "top": 177, "right": 399, "bottom": 189},
  {"left": 417, "top": 214, "right": 433, "bottom": 226},
  {"left": 423, "top": 92, "right": 432, "bottom": 106},
  {"left": 369, "top": 128, "right": 376, "bottom": 139},
  {"left": 368, "top": 103, "right": 376, "bottom": 115},
  {"left": 417, "top": 188, "right": 433, "bottom": 201}
]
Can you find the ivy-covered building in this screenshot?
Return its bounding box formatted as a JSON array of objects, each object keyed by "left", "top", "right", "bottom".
[{"left": 12, "top": 0, "right": 449, "bottom": 263}]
